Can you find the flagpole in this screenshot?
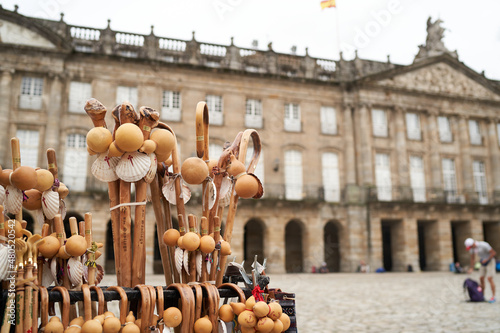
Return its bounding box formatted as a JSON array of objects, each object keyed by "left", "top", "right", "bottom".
[{"left": 335, "top": 1, "right": 341, "bottom": 57}]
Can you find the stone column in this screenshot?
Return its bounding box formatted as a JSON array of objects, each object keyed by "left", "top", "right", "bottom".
[
  {"left": 434, "top": 219, "right": 453, "bottom": 271},
  {"left": 347, "top": 205, "right": 368, "bottom": 271},
  {"left": 45, "top": 74, "right": 64, "bottom": 152},
  {"left": 303, "top": 217, "right": 321, "bottom": 273},
  {"left": 356, "top": 103, "right": 373, "bottom": 186},
  {"left": 468, "top": 219, "right": 483, "bottom": 242},
  {"left": 402, "top": 218, "right": 420, "bottom": 272},
  {"left": 264, "top": 217, "right": 286, "bottom": 274},
  {"left": 486, "top": 119, "right": 500, "bottom": 202},
  {"left": 343, "top": 104, "right": 360, "bottom": 202},
  {"left": 394, "top": 107, "right": 410, "bottom": 200},
  {"left": 427, "top": 111, "right": 443, "bottom": 201},
  {"left": 458, "top": 115, "right": 474, "bottom": 200},
  {"left": 369, "top": 216, "right": 383, "bottom": 270},
  {"left": 0, "top": 69, "right": 13, "bottom": 165}
]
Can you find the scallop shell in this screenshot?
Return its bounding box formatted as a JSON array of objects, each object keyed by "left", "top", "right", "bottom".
[
  {"left": 206, "top": 255, "right": 211, "bottom": 275},
  {"left": 91, "top": 154, "right": 120, "bottom": 182},
  {"left": 162, "top": 176, "right": 191, "bottom": 205},
  {"left": 41, "top": 190, "right": 60, "bottom": 220},
  {"left": 116, "top": 151, "right": 151, "bottom": 182},
  {"left": 196, "top": 251, "right": 202, "bottom": 281},
  {"left": 0, "top": 185, "right": 5, "bottom": 205},
  {"left": 59, "top": 199, "right": 66, "bottom": 221},
  {"left": 67, "top": 257, "right": 83, "bottom": 287},
  {"left": 219, "top": 177, "right": 233, "bottom": 207},
  {"left": 83, "top": 263, "right": 104, "bottom": 285},
  {"left": 50, "top": 258, "right": 61, "bottom": 286},
  {"left": 0, "top": 246, "right": 8, "bottom": 281},
  {"left": 5, "top": 185, "right": 22, "bottom": 215},
  {"left": 144, "top": 153, "right": 157, "bottom": 184},
  {"left": 35, "top": 208, "right": 45, "bottom": 229},
  {"left": 183, "top": 250, "right": 190, "bottom": 276},
  {"left": 41, "top": 261, "right": 55, "bottom": 287},
  {"left": 175, "top": 247, "right": 183, "bottom": 276},
  {"left": 206, "top": 179, "right": 217, "bottom": 210}
]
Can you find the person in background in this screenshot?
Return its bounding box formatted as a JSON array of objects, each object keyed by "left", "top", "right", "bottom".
[
  {"left": 319, "top": 262, "right": 329, "bottom": 273},
  {"left": 465, "top": 238, "right": 496, "bottom": 303}
]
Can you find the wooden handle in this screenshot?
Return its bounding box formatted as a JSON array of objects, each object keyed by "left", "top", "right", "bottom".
[
  {"left": 84, "top": 98, "right": 108, "bottom": 128},
  {"left": 107, "top": 286, "right": 128, "bottom": 325},
  {"left": 201, "top": 283, "right": 220, "bottom": 330},
  {"left": 134, "top": 285, "right": 151, "bottom": 332},
  {"left": 11, "top": 137, "right": 21, "bottom": 170},
  {"left": 218, "top": 283, "right": 246, "bottom": 303},
  {"left": 90, "top": 286, "right": 106, "bottom": 316},
  {"left": 39, "top": 286, "right": 49, "bottom": 329},
  {"left": 166, "top": 284, "right": 195, "bottom": 333},
  {"left": 69, "top": 217, "right": 78, "bottom": 236},
  {"left": 131, "top": 180, "right": 147, "bottom": 286},
  {"left": 195, "top": 102, "right": 209, "bottom": 160},
  {"left": 119, "top": 180, "right": 132, "bottom": 287},
  {"left": 52, "top": 286, "right": 70, "bottom": 328},
  {"left": 193, "top": 284, "right": 202, "bottom": 321},
  {"left": 46, "top": 149, "right": 58, "bottom": 179},
  {"left": 53, "top": 214, "right": 65, "bottom": 243},
  {"left": 81, "top": 284, "right": 92, "bottom": 322},
  {"left": 138, "top": 106, "right": 159, "bottom": 140},
  {"left": 118, "top": 102, "right": 139, "bottom": 125}
]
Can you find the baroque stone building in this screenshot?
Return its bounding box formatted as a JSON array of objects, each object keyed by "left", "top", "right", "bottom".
[{"left": 1, "top": 6, "right": 500, "bottom": 274}]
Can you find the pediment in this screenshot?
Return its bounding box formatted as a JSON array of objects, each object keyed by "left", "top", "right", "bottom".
[
  {"left": 0, "top": 19, "right": 56, "bottom": 49},
  {"left": 376, "top": 62, "right": 500, "bottom": 101}
]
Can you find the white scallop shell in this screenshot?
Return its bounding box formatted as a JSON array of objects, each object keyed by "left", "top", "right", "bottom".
[
  {"left": 206, "top": 179, "right": 217, "bottom": 210},
  {"left": 116, "top": 151, "right": 151, "bottom": 182},
  {"left": 162, "top": 176, "right": 191, "bottom": 205},
  {"left": 175, "top": 247, "right": 183, "bottom": 276},
  {"left": 50, "top": 258, "right": 61, "bottom": 286},
  {"left": 206, "top": 255, "right": 211, "bottom": 275},
  {"left": 35, "top": 208, "right": 45, "bottom": 229},
  {"left": 183, "top": 249, "right": 190, "bottom": 276},
  {"left": 5, "top": 185, "right": 22, "bottom": 215},
  {"left": 0, "top": 246, "right": 8, "bottom": 281},
  {"left": 41, "top": 190, "right": 60, "bottom": 220},
  {"left": 0, "top": 185, "right": 5, "bottom": 205},
  {"left": 59, "top": 199, "right": 66, "bottom": 221},
  {"left": 41, "top": 261, "right": 54, "bottom": 287},
  {"left": 144, "top": 153, "right": 157, "bottom": 184},
  {"left": 196, "top": 251, "right": 202, "bottom": 281},
  {"left": 67, "top": 257, "right": 83, "bottom": 287},
  {"left": 91, "top": 154, "right": 120, "bottom": 182}
]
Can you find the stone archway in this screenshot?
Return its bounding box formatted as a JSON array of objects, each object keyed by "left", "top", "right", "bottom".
[
  {"left": 285, "top": 220, "right": 304, "bottom": 273},
  {"left": 243, "top": 218, "right": 265, "bottom": 271},
  {"left": 324, "top": 221, "right": 341, "bottom": 272}
]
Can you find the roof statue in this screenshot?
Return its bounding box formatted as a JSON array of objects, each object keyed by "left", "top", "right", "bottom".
[{"left": 415, "top": 17, "right": 458, "bottom": 61}]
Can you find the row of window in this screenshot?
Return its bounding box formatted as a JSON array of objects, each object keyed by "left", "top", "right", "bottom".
[{"left": 19, "top": 76, "right": 500, "bottom": 146}]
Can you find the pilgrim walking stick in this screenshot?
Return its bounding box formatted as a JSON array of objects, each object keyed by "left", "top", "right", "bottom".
[
  {"left": 216, "top": 129, "right": 261, "bottom": 286},
  {"left": 84, "top": 99, "right": 122, "bottom": 285},
  {"left": 132, "top": 107, "right": 159, "bottom": 286}
]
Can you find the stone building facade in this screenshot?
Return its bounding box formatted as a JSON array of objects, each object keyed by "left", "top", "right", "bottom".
[{"left": 1, "top": 6, "right": 500, "bottom": 274}]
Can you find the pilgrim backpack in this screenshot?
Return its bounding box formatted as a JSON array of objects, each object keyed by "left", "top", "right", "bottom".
[{"left": 463, "top": 278, "right": 484, "bottom": 302}]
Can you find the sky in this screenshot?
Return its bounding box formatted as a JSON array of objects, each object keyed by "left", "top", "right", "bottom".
[{"left": 2, "top": 0, "right": 500, "bottom": 80}]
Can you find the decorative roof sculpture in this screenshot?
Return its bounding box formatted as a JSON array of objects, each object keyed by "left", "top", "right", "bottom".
[{"left": 415, "top": 17, "right": 458, "bottom": 61}]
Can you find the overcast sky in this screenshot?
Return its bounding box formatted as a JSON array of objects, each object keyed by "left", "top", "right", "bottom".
[{"left": 3, "top": 0, "right": 500, "bottom": 79}]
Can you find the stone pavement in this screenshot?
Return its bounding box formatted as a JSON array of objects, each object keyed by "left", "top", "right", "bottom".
[{"left": 102, "top": 272, "right": 500, "bottom": 333}]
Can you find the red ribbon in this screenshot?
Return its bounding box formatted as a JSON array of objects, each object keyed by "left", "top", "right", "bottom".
[{"left": 252, "top": 285, "right": 264, "bottom": 302}]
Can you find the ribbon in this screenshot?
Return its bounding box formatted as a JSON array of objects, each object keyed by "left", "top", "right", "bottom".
[
  {"left": 22, "top": 191, "right": 29, "bottom": 202},
  {"left": 252, "top": 285, "right": 264, "bottom": 302}
]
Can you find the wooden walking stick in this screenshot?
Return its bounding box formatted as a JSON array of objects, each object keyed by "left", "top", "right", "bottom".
[
  {"left": 84, "top": 99, "right": 122, "bottom": 285},
  {"left": 11, "top": 138, "right": 22, "bottom": 223},
  {"left": 24, "top": 235, "right": 42, "bottom": 333},
  {"left": 131, "top": 107, "right": 159, "bottom": 286},
  {"left": 15, "top": 238, "right": 27, "bottom": 333},
  {"left": 116, "top": 102, "right": 140, "bottom": 288},
  {"left": 195, "top": 102, "right": 210, "bottom": 221},
  {"left": 216, "top": 129, "right": 261, "bottom": 286},
  {"left": 151, "top": 172, "right": 174, "bottom": 285}
]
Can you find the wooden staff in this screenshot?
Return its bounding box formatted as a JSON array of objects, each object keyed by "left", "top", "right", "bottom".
[
  {"left": 131, "top": 107, "right": 159, "bottom": 286},
  {"left": 200, "top": 216, "right": 208, "bottom": 282},
  {"left": 216, "top": 129, "right": 261, "bottom": 286},
  {"left": 84, "top": 99, "right": 122, "bottom": 286},
  {"left": 159, "top": 175, "right": 180, "bottom": 284},
  {"left": 10, "top": 138, "right": 22, "bottom": 223},
  {"left": 195, "top": 102, "right": 210, "bottom": 222},
  {"left": 15, "top": 238, "right": 27, "bottom": 333},
  {"left": 31, "top": 238, "right": 44, "bottom": 333},
  {"left": 116, "top": 102, "right": 139, "bottom": 288},
  {"left": 150, "top": 173, "right": 173, "bottom": 285},
  {"left": 187, "top": 214, "right": 198, "bottom": 282},
  {"left": 156, "top": 122, "right": 187, "bottom": 231},
  {"left": 209, "top": 216, "right": 221, "bottom": 282},
  {"left": 24, "top": 235, "right": 42, "bottom": 333}
]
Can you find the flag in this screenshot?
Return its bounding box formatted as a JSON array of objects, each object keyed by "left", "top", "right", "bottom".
[{"left": 321, "top": 0, "right": 336, "bottom": 9}]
